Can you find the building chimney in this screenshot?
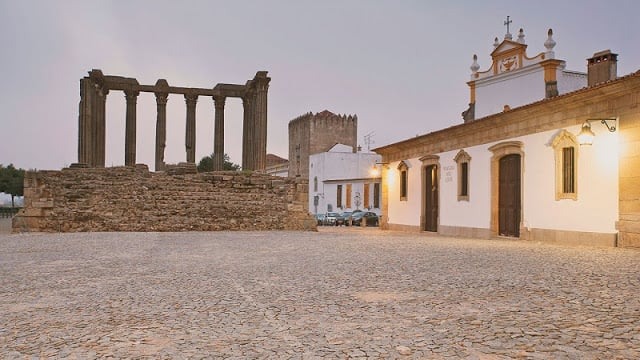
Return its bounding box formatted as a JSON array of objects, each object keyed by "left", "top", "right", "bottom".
[{"left": 587, "top": 50, "right": 618, "bottom": 86}]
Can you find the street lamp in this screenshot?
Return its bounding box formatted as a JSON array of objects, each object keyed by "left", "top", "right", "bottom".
[
  {"left": 577, "top": 117, "right": 617, "bottom": 146},
  {"left": 370, "top": 162, "right": 388, "bottom": 177}
]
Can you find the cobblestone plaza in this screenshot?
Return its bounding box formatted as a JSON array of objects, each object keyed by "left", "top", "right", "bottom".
[{"left": 1, "top": 227, "right": 639, "bottom": 358}]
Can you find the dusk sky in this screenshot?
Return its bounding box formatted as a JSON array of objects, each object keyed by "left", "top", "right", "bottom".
[{"left": 1, "top": 1, "right": 639, "bottom": 171}]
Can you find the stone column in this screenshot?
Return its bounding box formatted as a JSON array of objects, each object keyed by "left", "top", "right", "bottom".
[
  {"left": 253, "top": 72, "right": 270, "bottom": 171},
  {"left": 154, "top": 92, "right": 168, "bottom": 171},
  {"left": 124, "top": 89, "right": 139, "bottom": 166},
  {"left": 93, "top": 86, "right": 108, "bottom": 168},
  {"left": 78, "top": 77, "right": 94, "bottom": 165},
  {"left": 184, "top": 93, "right": 198, "bottom": 163},
  {"left": 87, "top": 69, "right": 107, "bottom": 168},
  {"left": 249, "top": 90, "right": 257, "bottom": 169},
  {"left": 213, "top": 95, "right": 226, "bottom": 171},
  {"left": 241, "top": 91, "right": 254, "bottom": 170}
]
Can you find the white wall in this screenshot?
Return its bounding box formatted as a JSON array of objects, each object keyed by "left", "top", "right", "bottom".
[
  {"left": 475, "top": 68, "right": 587, "bottom": 120},
  {"left": 386, "top": 159, "right": 422, "bottom": 226},
  {"left": 558, "top": 70, "right": 587, "bottom": 95},
  {"left": 475, "top": 66, "right": 544, "bottom": 119},
  {"left": 438, "top": 148, "right": 492, "bottom": 229},
  {"left": 386, "top": 124, "right": 619, "bottom": 234},
  {"left": 522, "top": 124, "right": 618, "bottom": 233}
]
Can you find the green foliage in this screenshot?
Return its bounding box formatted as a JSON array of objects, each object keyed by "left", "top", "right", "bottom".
[
  {"left": 197, "top": 156, "right": 213, "bottom": 172},
  {"left": 197, "top": 153, "right": 241, "bottom": 172},
  {"left": 0, "top": 164, "right": 25, "bottom": 207}
]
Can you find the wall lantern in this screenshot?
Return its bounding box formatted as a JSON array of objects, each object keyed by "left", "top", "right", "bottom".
[
  {"left": 577, "top": 117, "right": 617, "bottom": 146},
  {"left": 370, "top": 162, "right": 389, "bottom": 177}
]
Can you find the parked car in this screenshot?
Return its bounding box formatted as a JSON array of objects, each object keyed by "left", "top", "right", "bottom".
[
  {"left": 315, "top": 213, "right": 326, "bottom": 226},
  {"left": 351, "top": 211, "right": 379, "bottom": 226},
  {"left": 325, "top": 212, "right": 340, "bottom": 226},
  {"left": 336, "top": 211, "right": 352, "bottom": 226}
]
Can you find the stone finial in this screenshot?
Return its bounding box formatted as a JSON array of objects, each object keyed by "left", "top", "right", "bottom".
[
  {"left": 517, "top": 28, "right": 525, "bottom": 44},
  {"left": 493, "top": 37, "right": 500, "bottom": 49},
  {"left": 544, "top": 28, "right": 556, "bottom": 59},
  {"left": 470, "top": 54, "right": 480, "bottom": 74}
]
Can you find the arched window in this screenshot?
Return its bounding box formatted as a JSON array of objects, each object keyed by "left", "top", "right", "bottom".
[
  {"left": 397, "top": 161, "right": 410, "bottom": 201},
  {"left": 551, "top": 130, "right": 578, "bottom": 200},
  {"left": 454, "top": 150, "right": 472, "bottom": 201}
]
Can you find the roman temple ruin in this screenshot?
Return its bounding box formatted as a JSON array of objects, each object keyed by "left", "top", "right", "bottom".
[{"left": 77, "top": 69, "right": 270, "bottom": 171}]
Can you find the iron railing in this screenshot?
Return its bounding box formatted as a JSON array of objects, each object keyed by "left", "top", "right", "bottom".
[{"left": 0, "top": 208, "right": 20, "bottom": 218}]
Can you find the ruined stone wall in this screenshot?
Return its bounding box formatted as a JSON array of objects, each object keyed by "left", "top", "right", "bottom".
[{"left": 12, "top": 165, "right": 315, "bottom": 232}]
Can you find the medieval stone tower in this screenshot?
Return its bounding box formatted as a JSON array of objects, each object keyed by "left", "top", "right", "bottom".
[{"left": 288, "top": 110, "right": 358, "bottom": 178}]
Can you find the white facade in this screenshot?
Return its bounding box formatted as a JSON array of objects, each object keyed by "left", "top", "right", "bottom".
[
  {"left": 376, "top": 26, "right": 628, "bottom": 246},
  {"left": 309, "top": 144, "right": 382, "bottom": 215},
  {"left": 385, "top": 123, "right": 618, "bottom": 235}
]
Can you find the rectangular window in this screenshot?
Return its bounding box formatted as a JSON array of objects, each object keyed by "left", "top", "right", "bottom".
[
  {"left": 460, "top": 162, "right": 469, "bottom": 197},
  {"left": 346, "top": 184, "right": 352, "bottom": 208},
  {"left": 400, "top": 170, "right": 408, "bottom": 201},
  {"left": 363, "top": 183, "right": 370, "bottom": 209},
  {"left": 562, "top": 147, "right": 575, "bottom": 194},
  {"left": 373, "top": 183, "right": 380, "bottom": 208},
  {"left": 336, "top": 185, "right": 342, "bottom": 208}
]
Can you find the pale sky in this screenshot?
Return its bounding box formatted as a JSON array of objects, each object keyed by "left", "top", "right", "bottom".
[{"left": 1, "top": 0, "right": 638, "bottom": 170}]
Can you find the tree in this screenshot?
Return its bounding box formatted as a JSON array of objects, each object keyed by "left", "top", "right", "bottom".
[
  {"left": 197, "top": 153, "right": 241, "bottom": 172},
  {"left": 0, "top": 164, "right": 25, "bottom": 208}
]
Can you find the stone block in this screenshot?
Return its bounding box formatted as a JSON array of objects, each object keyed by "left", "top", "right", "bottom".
[
  {"left": 620, "top": 177, "right": 640, "bottom": 200},
  {"left": 296, "top": 192, "right": 307, "bottom": 202},
  {"left": 620, "top": 200, "right": 640, "bottom": 214},
  {"left": 21, "top": 207, "right": 46, "bottom": 217},
  {"left": 618, "top": 231, "right": 640, "bottom": 248},
  {"left": 32, "top": 199, "right": 54, "bottom": 208}
]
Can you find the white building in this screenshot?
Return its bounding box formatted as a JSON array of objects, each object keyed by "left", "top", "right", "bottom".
[
  {"left": 375, "top": 26, "right": 640, "bottom": 247},
  {"left": 464, "top": 28, "right": 586, "bottom": 121},
  {"left": 309, "top": 144, "right": 382, "bottom": 215}
]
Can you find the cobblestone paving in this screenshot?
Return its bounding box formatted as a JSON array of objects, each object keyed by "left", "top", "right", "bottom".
[{"left": 1, "top": 228, "right": 639, "bottom": 359}]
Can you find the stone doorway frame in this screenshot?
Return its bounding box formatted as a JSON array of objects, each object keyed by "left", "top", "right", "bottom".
[
  {"left": 488, "top": 141, "right": 524, "bottom": 237},
  {"left": 420, "top": 155, "right": 440, "bottom": 232}
]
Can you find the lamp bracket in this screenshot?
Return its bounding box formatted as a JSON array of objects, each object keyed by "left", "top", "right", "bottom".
[{"left": 586, "top": 117, "right": 617, "bottom": 132}]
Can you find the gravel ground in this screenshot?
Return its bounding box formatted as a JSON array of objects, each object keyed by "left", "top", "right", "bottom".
[
  {"left": 0, "top": 218, "right": 11, "bottom": 234},
  {"left": 1, "top": 227, "right": 639, "bottom": 359}
]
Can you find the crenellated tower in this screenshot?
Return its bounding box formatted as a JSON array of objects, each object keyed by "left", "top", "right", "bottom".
[{"left": 288, "top": 110, "right": 358, "bottom": 178}]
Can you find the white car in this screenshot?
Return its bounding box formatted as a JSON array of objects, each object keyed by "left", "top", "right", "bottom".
[{"left": 325, "top": 212, "right": 340, "bottom": 226}]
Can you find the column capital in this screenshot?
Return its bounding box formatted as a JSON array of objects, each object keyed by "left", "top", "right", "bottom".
[
  {"left": 124, "top": 89, "right": 140, "bottom": 102},
  {"left": 213, "top": 95, "right": 226, "bottom": 109},
  {"left": 256, "top": 81, "right": 270, "bottom": 93},
  {"left": 155, "top": 92, "right": 169, "bottom": 105},
  {"left": 95, "top": 85, "right": 109, "bottom": 97},
  {"left": 242, "top": 93, "right": 253, "bottom": 103},
  {"left": 184, "top": 93, "right": 198, "bottom": 104},
  {"left": 254, "top": 72, "right": 271, "bottom": 93}
]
